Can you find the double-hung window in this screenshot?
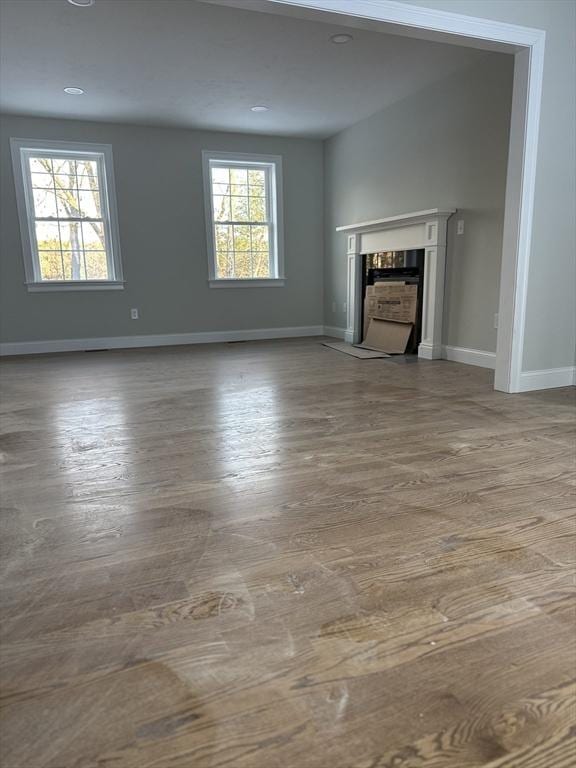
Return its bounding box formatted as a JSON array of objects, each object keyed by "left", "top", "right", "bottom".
[
  {"left": 10, "top": 138, "right": 123, "bottom": 291},
  {"left": 203, "top": 151, "right": 284, "bottom": 286}
]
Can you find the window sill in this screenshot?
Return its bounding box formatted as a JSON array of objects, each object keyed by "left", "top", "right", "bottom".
[
  {"left": 26, "top": 281, "right": 125, "bottom": 292},
  {"left": 209, "top": 278, "right": 285, "bottom": 289}
]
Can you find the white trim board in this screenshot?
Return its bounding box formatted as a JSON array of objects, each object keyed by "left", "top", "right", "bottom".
[
  {"left": 518, "top": 367, "right": 576, "bottom": 392},
  {"left": 336, "top": 208, "right": 456, "bottom": 233},
  {"left": 258, "top": 0, "right": 546, "bottom": 394},
  {"left": 442, "top": 345, "right": 496, "bottom": 370},
  {"left": 323, "top": 326, "right": 347, "bottom": 340},
  {"left": 0, "top": 326, "right": 325, "bottom": 356},
  {"left": 443, "top": 347, "right": 574, "bottom": 388}
]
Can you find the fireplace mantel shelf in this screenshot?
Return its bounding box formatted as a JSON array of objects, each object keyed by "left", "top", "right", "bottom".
[{"left": 336, "top": 208, "right": 456, "bottom": 234}]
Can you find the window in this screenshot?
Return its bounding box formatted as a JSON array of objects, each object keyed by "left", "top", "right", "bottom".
[
  {"left": 10, "top": 139, "right": 123, "bottom": 291},
  {"left": 202, "top": 151, "right": 284, "bottom": 286}
]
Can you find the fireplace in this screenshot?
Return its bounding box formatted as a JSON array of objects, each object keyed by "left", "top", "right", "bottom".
[
  {"left": 362, "top": 250, "right": 425, "bottom": 353},
  {"left": 336, "top": 209, "right": 456, "bottom": 359}
]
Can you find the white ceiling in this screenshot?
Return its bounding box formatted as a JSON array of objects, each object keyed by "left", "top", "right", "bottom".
[{"left": 0, "top": 0, "right": 489, "bottom": 138}]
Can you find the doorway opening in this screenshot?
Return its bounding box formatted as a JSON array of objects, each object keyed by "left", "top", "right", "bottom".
[{"left": 231, "top": 0, "right": 546, "bottom": 393}]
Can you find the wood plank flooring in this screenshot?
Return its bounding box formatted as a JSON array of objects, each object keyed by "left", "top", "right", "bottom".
[{"left": 0, "top": 337, "right": 574, "bottom": 768}]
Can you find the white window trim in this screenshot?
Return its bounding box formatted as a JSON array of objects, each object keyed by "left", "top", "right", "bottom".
[
  {"left": 10, "top": 137, "right": 124, "bottom": 292},
  {"left": 202, "top": 150, "right": 285, "bottom": 288}
]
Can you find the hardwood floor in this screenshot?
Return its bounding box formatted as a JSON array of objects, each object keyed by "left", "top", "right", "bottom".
[{"left": 0, "top": 337, "right": 574, "bottom": 768}]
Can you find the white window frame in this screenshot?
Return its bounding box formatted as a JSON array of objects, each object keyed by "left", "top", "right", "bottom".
[
  {"left": 202, "top": 150, "right": 285, "bottom": 288},
  {"left": 10, "top": 138, "right": 124, "bottom": 292}
]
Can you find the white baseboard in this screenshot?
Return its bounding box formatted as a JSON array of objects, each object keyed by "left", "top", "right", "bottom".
[
  {"left": 323, "top": 326, "right": 347, "bottom": 340},
  {"left": 0, "top": 325, "right": 325, "bottom": 356},
  {"left": 442, "top": 346, "right": 574, "bottom": 390},
  {"left": 518, "top": 366, "right": 576, "bottom": 392},
  {"left": 442, "top": 345, "right": 496, "bottom": 370},
  {"left": 344, "top": 329, "right": 355, "bottom": 344},
  {"left": 419, "top": 342, "right": 443, "bottom": 360}
]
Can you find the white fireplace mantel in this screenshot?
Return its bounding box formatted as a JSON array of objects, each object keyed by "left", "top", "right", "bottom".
[{"left": 336, "top": 208, "right": 456, "bottom": 359}]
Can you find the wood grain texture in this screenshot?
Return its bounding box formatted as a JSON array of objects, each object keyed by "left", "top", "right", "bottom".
[{"left": 0, "top": 338, "right": 574, "bottom": 768}]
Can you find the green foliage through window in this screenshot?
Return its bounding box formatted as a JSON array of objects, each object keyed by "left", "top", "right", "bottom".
[
  {"left": 29, "top": 155, "right": 109, "bottom": 281},
  {"left": 210, "top": 164, "right": 272, "bottom": 279}
]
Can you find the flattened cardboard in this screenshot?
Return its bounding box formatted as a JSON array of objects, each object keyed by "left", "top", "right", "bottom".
[
  {"left": 371, "top": 283, "right": 417, "bottom": 324},
  {"left": 357, "top": 317, "right": 413, "bottom": 354},
  {"left": 363, "top": 283, "right": 417, "bottom": 342},
  {"left": 322, "top": 341, "right": 390, "bottom": 359}
]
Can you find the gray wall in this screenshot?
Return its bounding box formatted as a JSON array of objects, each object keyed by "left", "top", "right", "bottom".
[
  {"left": 0, "top": 115, "right": 324, "bottom": 343},
  {"left": 389, "top": 0, "right": 576, "bottom": 373},
  {"left": 324, "top": 53, "right": 514, "bottom": 354}
]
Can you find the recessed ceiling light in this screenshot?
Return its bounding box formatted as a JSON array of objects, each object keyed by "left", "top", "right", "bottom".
[
  {"left": 64, "top": 87, "right": 85, "bottom": 95},
  {"left": 330, "top": 33, "right": 353, "bottom": 44},
  {"left": 67, "top": 0, "right": 95, "bottom": 6},
  {"left": 250, "top": 105, "right": 269, "bottom": 113}
]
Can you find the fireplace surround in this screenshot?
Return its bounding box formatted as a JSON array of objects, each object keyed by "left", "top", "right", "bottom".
[{"left": 336, "top": 208, "right": 456, "bottom": 359}]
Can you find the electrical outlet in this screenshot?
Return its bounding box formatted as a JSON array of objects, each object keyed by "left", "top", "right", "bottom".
[
  {"left": 342, "top": 302, "right": 347, "bottom": 313},
  {"left": 457, "top": 220, "right": 465, "bottom": 235},
  {"left": 494, "top": 313, "right": 499, "bottom": 329},
  {"left": 130, "top": 308, "right": 139, "bottom": 320}
]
